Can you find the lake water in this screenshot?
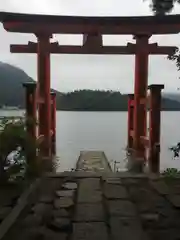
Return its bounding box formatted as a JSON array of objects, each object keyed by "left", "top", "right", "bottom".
[{"left": 1, "top": 110, "right": 180, "bottom": 172}]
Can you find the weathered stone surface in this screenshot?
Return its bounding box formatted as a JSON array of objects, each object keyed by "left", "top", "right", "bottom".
[
  {"left": 148, "top": 229, "right": 180, "bottom": 240},
  {"left": 78, "top": 178, "right": 100, "bottom": 190},
  {"left": 32, "top": 203, "right": 52, "bottom": 216},
  {"left": 20, "top": 227, "right": 67, "bottom": 240},
  {"left": 54, "top": 197, "right": 74, "bottom": 209},
  {"left": 62, "top": 182, "right": 77, "bottom": 190},
  {"left": 19, "top": 228, "right": 44, "bottom": 240},
  {"left": 52, "top": 209, "right": 70, "bottom": 218},
  {"left": 128, "top": 186, "right": 166, "bottom": 213},
  {"left": 39, "top": 195, "right": 54, "bottom": 204},
  {"left": 150, "top": 180, "right": 170, "bottom": 195},
  {"left": 105, "top": 177, "right": 122, "bottom": 185},
  {"left": 74, "top": 203, "right": 104, "bottom": 222},
  {"left": 103, "top": 184, "right": 128, "bottom": 199},
  {"left": 56, "top": 190, "right": 74, "bottom": 198},
  {"left": 110, "top": 217, "right": 148, "bottom": 240},
  {"left": 23, "top": 214, "right": 42, "bottom": 227},
  {"left": 140, "top": 213, "right": 159, "bottom": 228},
  {"left": 43, "top": 228, "right": 67, "bottom": 240},
  {"left": 0, "top": 206, "right": 11, "bottom": 220},
  {"left": 167, "top": 194, "right": 180, "bottom": 208},
  {"left": 121, "top": 178, "right": 139, "bottom": 185},
  {"left": 77, "top": 190, "right": 102, "bottom": 203},
  {"left": 143, "top": 212, "right": 180, "bottom": 229},
  {"left": 77, "top": 178, "right": 102, "bottom": 203},
  {"left": 140, "top": 213, "right": 159, "bottom": 222},
  {"left": 72, "top": 222, "right": 108, "bottom": 240},
  {"left": 108, "top": 200, "right": 137, "bottom": 217},
  {"left": 60, "top": 171, "right": 101, "bottom": 178},
  {"left": 49, "top": 217, "right": 71, "bottom": 230}
]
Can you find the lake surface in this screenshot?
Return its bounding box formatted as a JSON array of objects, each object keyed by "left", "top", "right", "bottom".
[{"left": 1, "top": 110, "right": 180, "bottom": 172}]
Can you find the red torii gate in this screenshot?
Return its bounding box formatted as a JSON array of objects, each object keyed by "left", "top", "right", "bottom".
[
  {"left": 10, "top": 35, "right": 176, "bottom": 161},
  {"left": 0, "top": 12, "right": 179, "bottom": 172}
]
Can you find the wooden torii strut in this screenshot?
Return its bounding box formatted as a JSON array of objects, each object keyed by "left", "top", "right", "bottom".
[{"left": 10, "top": 33, "right": 176, "bottom": 160}]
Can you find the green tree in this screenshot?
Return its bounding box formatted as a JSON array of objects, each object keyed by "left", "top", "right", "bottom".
[
  {"left": 145, "top": 0, "right": 180, "bottom": 73},
  {"left": 0, "top": 118, "right": 39, "bottom": 184},
  {"left": 145, "top": 0, "right": 179, "bottom": 15}
]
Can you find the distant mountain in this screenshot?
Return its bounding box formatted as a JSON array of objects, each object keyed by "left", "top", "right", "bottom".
[
  {"left": 0, "top": 62, "right": 62, "bottom": 108},
  {"left": 162, "top": 92, "right": 180, "bottom": 103},
  {"left": 0, "top": 62, "right": 34, "bottom": 108},
  {"left": 60, "top": 90, "right": 180, "bottom": 111},
  {"left": 0, "top": 61, "right": 180, "bottom": 111}
]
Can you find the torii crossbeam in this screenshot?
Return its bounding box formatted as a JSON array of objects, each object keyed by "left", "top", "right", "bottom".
[{"left": 10, "top": 41, "right": 176, "bottom": 55}]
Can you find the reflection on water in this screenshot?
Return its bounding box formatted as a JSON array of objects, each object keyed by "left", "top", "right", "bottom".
[{"left": 0, "top": 110, "right": 180, "bottom": 172}]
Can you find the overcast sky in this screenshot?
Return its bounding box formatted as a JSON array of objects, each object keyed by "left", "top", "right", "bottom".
[{"left": 0, "top": 0, "right": 180, "bottom": 93}]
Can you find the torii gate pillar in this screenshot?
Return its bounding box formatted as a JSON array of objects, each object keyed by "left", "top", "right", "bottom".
[
  {"left": 133, "top": 34, "right": 150, "bottom": 160},
  {"left": 51, "top": 92, "right": 56, "bottom": 155},
  {"left": 148, "top": 84, "right": 164, "bottom": 173},
  {"left": 36, "top": 34, "right": 52, "bottom": 157}
]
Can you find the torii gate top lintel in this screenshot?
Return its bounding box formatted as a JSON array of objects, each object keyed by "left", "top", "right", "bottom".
[{"left": 1, "top": 11, "right": 180, "bottom": 34}]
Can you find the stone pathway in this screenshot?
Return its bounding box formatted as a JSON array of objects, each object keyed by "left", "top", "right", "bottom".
[
  {"left": 2, "top": 173, "right": 180, "bottom": 239},
  {"left": 76, "top": 151, "right": 112, "bottom": 172},
  {"left": 0, "top": 182, "right": 26, "bottom": 224}
]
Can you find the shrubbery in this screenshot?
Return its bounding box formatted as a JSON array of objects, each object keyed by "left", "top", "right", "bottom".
[{"left": 0, "top": 117, "right": 40, "bottom": 184}]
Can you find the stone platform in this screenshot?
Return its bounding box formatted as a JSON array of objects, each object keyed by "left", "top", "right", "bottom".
[
  {"left": 76, "top": 151, "right": 112, "bottom": 172},
  {"left": 1, "top": 172, "right": 180, "bottom": 240}
]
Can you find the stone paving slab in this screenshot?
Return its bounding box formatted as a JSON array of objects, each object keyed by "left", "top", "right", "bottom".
[
  {"left": 77, "top": 190, "right": 102, "bottom": 203},
  {"left": 166, "top": 194, "right": 180, "bottom": 208},
  {"left": 72, "top": 222, "right": 108, "bottom": 240},
  {"left": 103, "top": 184, "right": 129, "bottom": 199},
  {"left": 77, "top": 178, "right": 102, "bottom": 203},
  {"left": 110, "top": 217, "right": 149, "bottom": 240},
  {"left": 108, "top": 200, "right": 137, "bottom": 217},
  {"left": 2, "top": 174, "right": 180, "bottom": 240},
  {"left": 150, "top": 180, "right": 170, "bottom": 195},
  {"left": 74, "top": 203, "right": 104, "bottom": 222}
]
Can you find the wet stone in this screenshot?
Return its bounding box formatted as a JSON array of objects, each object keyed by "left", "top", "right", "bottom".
[
  {"left": 140, "top": 213, "right": 159, "bottom": 222},
  {"left": 128, "top": 186, "right": 166, "bottom": 213},
  {"left": 110, "top": 217, "right": 149, "bottom": 240},
  {"left": 167, "top": 194, "right": 180, "bottom": 208},
  {"left": 19, "top": 228, "right": 44, "bottom": 240},
  {"left": 54, "top": 197, "right": 74, "bottom": 209},
  {"left": 77, "top": 190, "right": 102, "bottom": 203},
  {"left": 78, "top": 178, "right": 100, "bottom": 190},
  {"left": 72, "top": 222, "right": 108, "bottom": 240},
  {"left": 148, "top": 229, "right": 180, "bottom": 240},
  {"left": 23, "top": 214, "right": 42, "bottom": 227},
  {"left": 74, "top": 203, "right": 104, "bottom": 222},
  {"left": 105, "top": 177, "right": 122, "bottom": 185},
  {"left": 49, "top": 217, "right": 71, "bottom": 231},
  {"left": 140, "top": 213, "right": 159, "bottom": 228},
  {"left": 62, "top": 182, "right": 77, "bottom": 190},
  {"left": 0, "top": 206, "right": 12, "bottom": 220},
  {"left": 56, "top": 190, "right": 74, "bottom": 198},
  {"left": 39, "top": 195, "right": 54, "bottom": 204},
  {"left": 150, "top": 180, "right": 170, "bottom": 195},
  {"left": 32, "top": 203, "right": 52, "bottom": 217},
  {"left": 77, "top": 178, "right": 102, "bottom": 203},
  {"left": 52, "top": 209, "right": 70, "bottom": 218},
  {"left": 108, "top": 200, "right": 137, "bottom": 217},
  {"left": 121, "top": 178, "right": 139, "bottom": 185},
  {"left": 104, "top": 184, "right": 129, "bottom": 199},
  {"left": 20, "top": 227, "right": 67, "bottom": 240},
  {"left": 43, "top": 228, "right": 68, "bottom": 240}
]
